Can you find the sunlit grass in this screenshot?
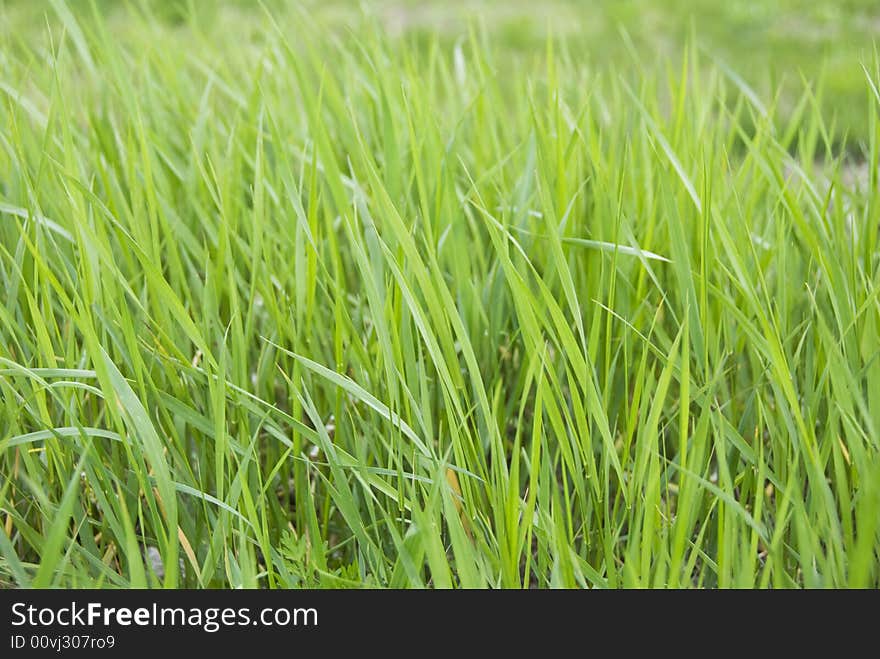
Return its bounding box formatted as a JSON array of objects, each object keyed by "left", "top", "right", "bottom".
[{"left": 1, "top": 2, "right": 878, "bottom": 588}]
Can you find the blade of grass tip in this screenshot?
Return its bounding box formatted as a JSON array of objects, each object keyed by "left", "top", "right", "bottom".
[
  {"left": 562, "top": 235, "right": 671, "bottom": 262},
  {"left": 562, "top": 238, "right": 672, "bottom": 263},
  {"left": 862, "top": 63, "right": 880, "bottom": 108},
  {"left": 708, "top": 53, "right": 769, "bottom": 120},
  {"left": 509, "top": 225, "right": 672, "bottom": 262}
]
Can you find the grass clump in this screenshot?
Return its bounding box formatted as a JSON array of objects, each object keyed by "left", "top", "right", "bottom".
[{"left": 1, "top": 2, "right": 879, "bottom": 588}]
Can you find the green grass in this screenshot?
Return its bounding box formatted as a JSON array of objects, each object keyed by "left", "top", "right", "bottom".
[{"left": 1, "top": 1, "right": 879, "bottom": 588}]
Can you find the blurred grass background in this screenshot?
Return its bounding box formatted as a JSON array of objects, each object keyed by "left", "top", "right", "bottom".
[{"left": 3, "top": 0, "right": 878, "bottom": 152}]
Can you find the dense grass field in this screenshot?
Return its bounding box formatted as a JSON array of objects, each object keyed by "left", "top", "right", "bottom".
[{"left": 1, "top": 1, "right": 879, "bottom": 588}]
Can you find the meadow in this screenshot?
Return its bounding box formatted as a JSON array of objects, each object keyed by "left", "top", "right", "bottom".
[{"left": 1, "top": 0, "right": 879, "bottom": 588}]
